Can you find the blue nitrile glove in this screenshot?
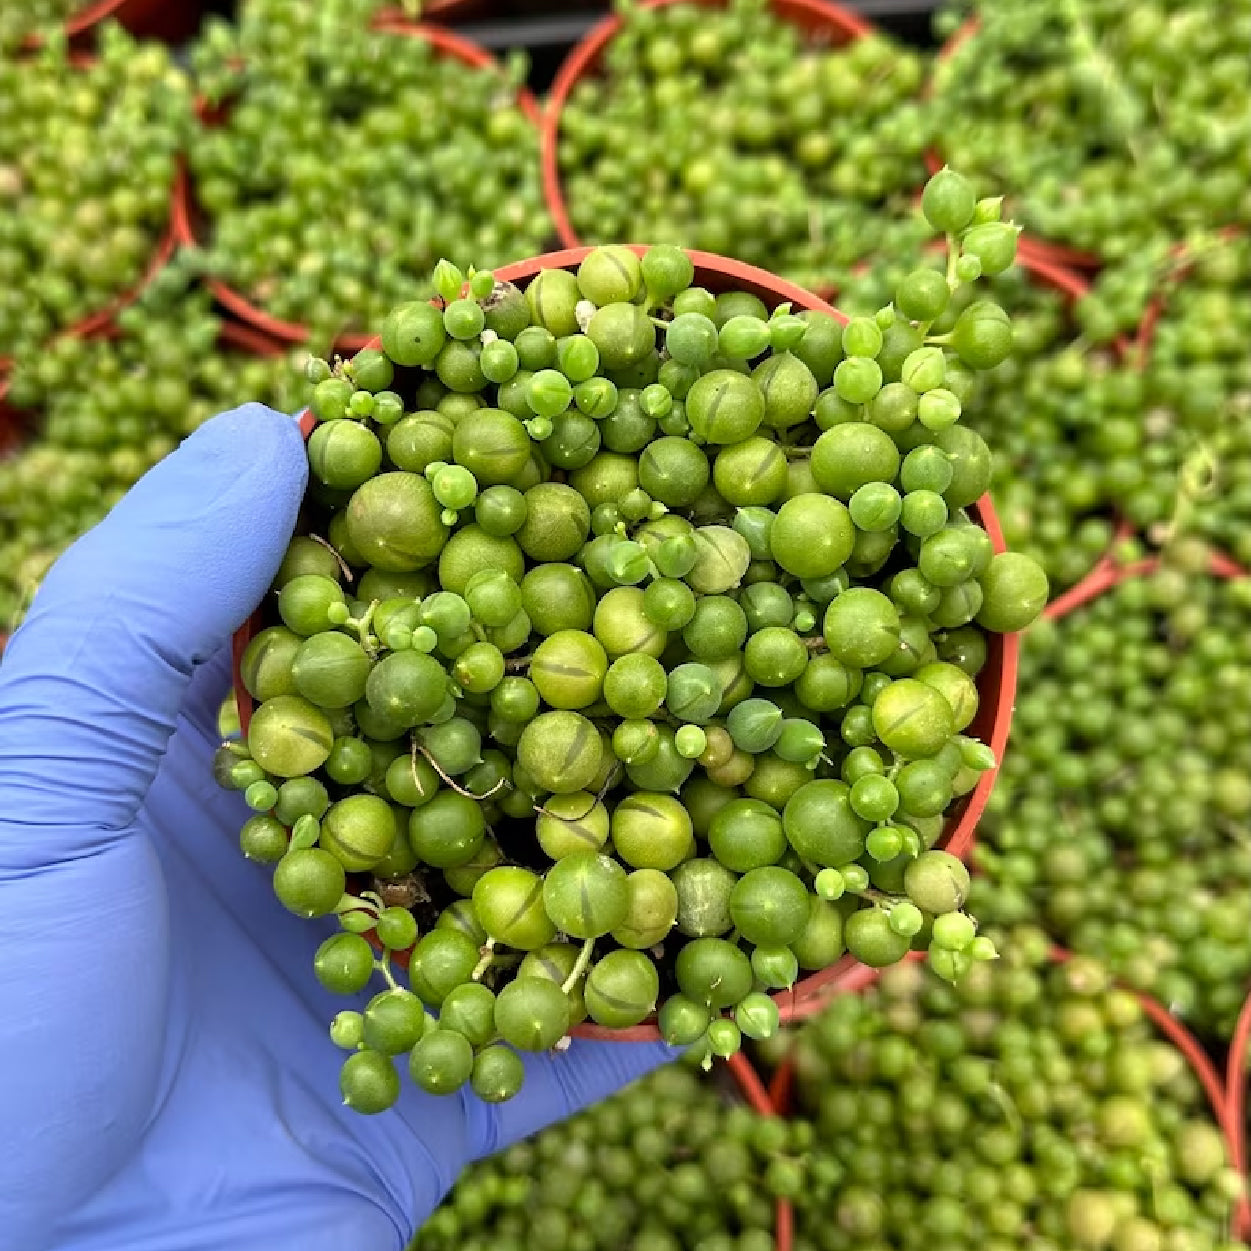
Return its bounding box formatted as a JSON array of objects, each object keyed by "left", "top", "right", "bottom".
[{"left": 0, "top": 405, "right": 673, "bottom": 1251}]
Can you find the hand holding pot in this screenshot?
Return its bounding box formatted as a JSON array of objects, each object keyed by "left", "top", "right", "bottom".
[{"left": 0, "top": 404, "right": 671, "bottom": 1251}]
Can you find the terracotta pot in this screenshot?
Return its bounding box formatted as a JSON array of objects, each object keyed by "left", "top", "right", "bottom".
[
  {"left": 541, "top": 0, "right": 872, "bottom": 251},
  {"left": 230, "top": 244, "right": 1022, "bottom": 1043},
  {"left": 173, "top": 21, "right": 541, "bottom": 355}
]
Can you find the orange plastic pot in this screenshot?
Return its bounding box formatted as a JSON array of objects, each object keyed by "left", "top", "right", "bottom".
[
  {"left": 230, "top": 244, "right": 1021, "bottom": 1042},
  {"left": 541, "top": 0, "right": 872, "bottom": 251},
  {"left": 173, "top": 22, "right": 540, "bottom": 355},
  {"left": 768, "top": 947, "right": 1235, "bottom": 1244},
  {"left": 1223, "top": 993, "right": 1251, "bottom": 1239},
  {"left": 926, "top": 18, "right": 1101, "bottom": 274}
]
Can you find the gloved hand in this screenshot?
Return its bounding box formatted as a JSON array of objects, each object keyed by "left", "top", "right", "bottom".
[{"left": 0, "top": 405, "right": 673, "bottom": 1251}]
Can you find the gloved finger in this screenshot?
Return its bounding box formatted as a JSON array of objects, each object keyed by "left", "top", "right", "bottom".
[
  {"left": 462, "top": 1039, "right": 677, "bottom": 1160},
  {"left": 0, "top": 404, "right": 306, "bottom": 855}
]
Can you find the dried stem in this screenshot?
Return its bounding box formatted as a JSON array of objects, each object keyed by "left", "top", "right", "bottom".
[
  {"left": 311, "top": 533, "right": 354, "bottom": 582},
  {"left": 471, "top": 937, "right": 497, "bottom": 981},
  {"left": 417, "top": 743, "right": 508, "bottom": 799}
]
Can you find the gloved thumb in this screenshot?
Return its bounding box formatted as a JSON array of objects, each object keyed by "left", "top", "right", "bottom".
[{"left": 0, "top": 403, "right": 307, "bottom": 854}]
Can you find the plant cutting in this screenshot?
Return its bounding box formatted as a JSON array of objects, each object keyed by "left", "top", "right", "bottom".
[
  {"left": 839, "top": 246, "right": 1136, "bottom": 596},
  {"left": 220, "top": 169, "right": 1048, "bottom": 1114}
]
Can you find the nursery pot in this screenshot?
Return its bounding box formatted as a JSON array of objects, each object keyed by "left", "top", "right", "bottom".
[
  {"left": 541, "top": 0, "right": 872, "bottom": 251},
  {"left": 230, "top": 245, "right": 1024, "bottom": 1044},
  {"left": 768, "top": 947, "right": 1237, "bottom": 1244},
  {"left": 173, "top": 21, "right": 541, "bottom": 355}
]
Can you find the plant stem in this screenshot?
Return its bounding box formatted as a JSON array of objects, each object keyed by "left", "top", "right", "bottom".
[
  {"left": 561, "top": 938, "right": 596, "bottom": 994},
  {"left": 346, "top": 599, "right": 381, "bottom": 656},
  {"left": 471, "top": 937, "right": 497, "bottom": 982},
  {"left": 376, "top": 957, "right": 400, "bottom": 992}
]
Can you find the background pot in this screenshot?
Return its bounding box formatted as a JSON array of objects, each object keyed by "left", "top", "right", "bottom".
[
  {"left": 541, "top": 0, "right": 872, "bottom": 251},
  {"left": 173, "top": 21, "right": 542, "bottom": 354}
]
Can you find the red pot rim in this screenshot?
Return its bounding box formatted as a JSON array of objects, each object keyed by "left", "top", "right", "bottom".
[
  {"left": 541, "top": 0, "right": 872, "bottom": 251},
  {"left": 925, "top": 17, "right": 1101, "bottom": 272},
  {"left": 64, "top": 0, "right": 149, "bottom": 35},
  {"left": 1017, "top": 249, "right": 1090, "bottom": 305},
  {"left": 1017, "top": 233, "right": 1102, "bottom": 273},
  {"left": 1132, "top": 225, "right": 1245, "bottom": 370},
  {"left": 375, "top": 0, "right": 498, "bottom": 20},
  {"left": 1224, "top": 993, "right": 1251, "bottom": 1239},
  {"left": 231, "top": 244, "right": 1019, "bottom": 1044},
  {"left": 66, "top": 164, "right": 182, "bottom": 343},
  {"left": 174, "top": 20, "right": 541, "bottom": 353},
  {"left": 1045, "top": 543, "right": 1247, "bottom": 621}
]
